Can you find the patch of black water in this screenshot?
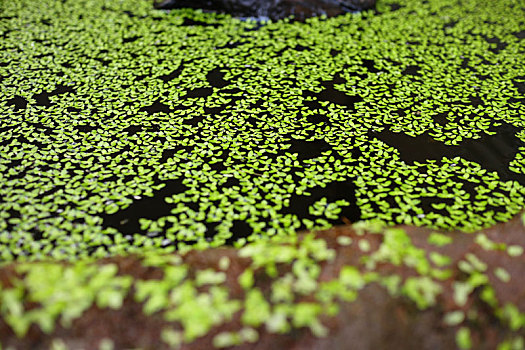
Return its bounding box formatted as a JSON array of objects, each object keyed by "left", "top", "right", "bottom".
[
  {"left": 158, "top": 64, "right": 184, "bottom": 82},
  {"left": 123, "top": 10, "right": 136, "bottom": 18},
  {"left": 101, "top": 178, "right": 188, "bottom": 236},
  {"left": 221, "top": 87, "right": 243, "bottom": 96},
  {"left": 67, "top": 106, "right": 82, "bottom": 113},
  {"left": 123, "top": 125, "right": 143, "bottom": 136},
  {"left": 204, "top": 105, "right": 227, "bottom": 115},
  {"left": 306, "top": 113, "right": 331, "bottom": 125},
  {"left": 186, "top": 87, "right": 214, "bottom": 98},
  {"left": 362, "top": 59, "right": 381, "bottom": 73},
  {"left": 389, "top": 3, "right": 403, "bottom": 11},
  {"left": 181, "top": 17, "right": 219, "bottom": 27},
  {"left": 122, "top": 35, "right": 141, "bottom": 43},
  {"left": 33, "top": 92, "right": 52, "bottom": 106},
  {"left": 210, "top": 161, "right": 227, "bottom": 172},
  {"left": 433, "top": 112, "right": 449, "bottom": 126},
  {"left": 93, "top": 57, "right": 111, "bottom": 66},
  {"left": 483, "top": 36, "right": 508, "bottom": 54},
  {"left": 303, "top": 99, "right": 323, "bottom": 110},
  {"left": 75, "top": 124, "right": 97, "bottom": 133},
  {"left": 183, "top": 115, "right": 205, "bottom": 126},
  {"left": 512, "top": 78, "right": 525, "bottom": 94},
  {"left": 33, "top": 84, "right": 76, "bottom": 106},
  {"left": 419, "top": 197, "right": 455, "bottom": 214},
  {"left": 294, "top": 44, "right": 310, "bottom": 52},
  {"left": 401, "top": 65, "right": 421, "bottom": 76},
  {"left": 159, "top": 144, "right": 193, "bottom": 163},
  {"left": 135, "top": 73, "right": 151, "bottom": 81},
  {"left": 373, "top": 122, "right": 525, "bottom": 184},
  {"left": 514, "top": 30, "right": 525, "bottom": 39},
  {"left": 287, "top": 138, "right": 332, "bottom": 161},
  {"left": 224, "top": 220, "right": 252, "bottom": 245},
  {"left": 285, "top": 178, "right": 360, "bottom": 226},
  {"left": 206, "top": 67, "right": 229, "bottom": 88},
  {"left": 51, "top": 84, "right": 75, "bottom": 95},
  {"left": 139, "top": 98, "right": 175, "bottom": 114},
  {"left": 7, "top": 96, "right": 28, "bottom": 110},
  {"left": 303, "top": 74, "right": 363, "bottom": 109},
  {"left": 443, "top": 20, "right": 459, "bottom": 30},
  {"left": 203, "top": 221, "right": 221, "bottom": 242}
]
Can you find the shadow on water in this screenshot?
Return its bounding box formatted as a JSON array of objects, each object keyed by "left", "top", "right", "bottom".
[{"left": 373, "top": 122, "right": 525, "bottom": 184}]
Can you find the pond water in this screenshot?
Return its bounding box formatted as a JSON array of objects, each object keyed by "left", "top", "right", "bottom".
[{"left": 0, "top": 0, "right": 524, "bottom": 260}]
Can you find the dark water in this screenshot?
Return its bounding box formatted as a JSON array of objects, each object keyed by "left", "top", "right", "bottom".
[
  {"left": 101, "top": 178, "right": 189, "bottom": 234},
  {"left": 373, "top": 122, "right": 525, "bottom": 185}
]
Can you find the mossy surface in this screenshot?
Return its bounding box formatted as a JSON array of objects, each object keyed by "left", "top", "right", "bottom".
[{"left": 1, "top": 0, "right": 525, "bottom": 348}]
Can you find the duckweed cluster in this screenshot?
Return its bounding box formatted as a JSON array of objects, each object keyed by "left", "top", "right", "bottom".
[
  {"left": 1, "top": 0, "right": 525, "bottom": 347},
  {"left": 1, "top": 0, "right": 525, "bottom": 260}
]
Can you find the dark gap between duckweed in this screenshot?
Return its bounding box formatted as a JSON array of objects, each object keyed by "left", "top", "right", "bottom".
[
  {"left": 303, "top": 72, "right": 363, "bottom": 109},
  {"left": 185, "top": 87, "right": 214, "bottom": 98},
  {"left": 101, "top": 178, "right": 189, "bottom": 236},
  {"left": 373, "top": 122, "right": 525, "bottom": 184},
  {"left": 6, "top": 96, "right": 28, "bottom": 110},
  {"left": 401, "top": 65, "right": 421, "bottom": 76},
  {"left": 206, "top": 67, "right": 229, "bottom": 88},
  {"left": 139, "top": 99, "right": 176, "bottom": 114},
  {"left": 514, "top": 30, "right": 525, "bottom": 39},
  {"left": 31, "top": 84, "right": 76, "bottom": 107},
  {"left": 482, "top": 35, "right": 508, "bottom": 54},
  {"left": 182, "top": 17, "right": 220, "bottom": 27},
  {"left": 157, "top": 63, "right": 184, "bottom": 82},
  {"left": 287, "top": 138, "right": 332, "bottom": 161},
  {"left": 285, "top": 178, "right": 360, "bottom": 225},
  {"left": 123, "top": 35, "right": 141, "bottom": 43}
]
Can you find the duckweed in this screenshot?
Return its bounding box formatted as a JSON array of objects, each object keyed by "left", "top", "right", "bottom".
[
  {"left": 1, "top": 0, "right": 525, "bottom": 347},
  {"left": 1, "top": 0, "right": 525, "bottom": 261}
]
